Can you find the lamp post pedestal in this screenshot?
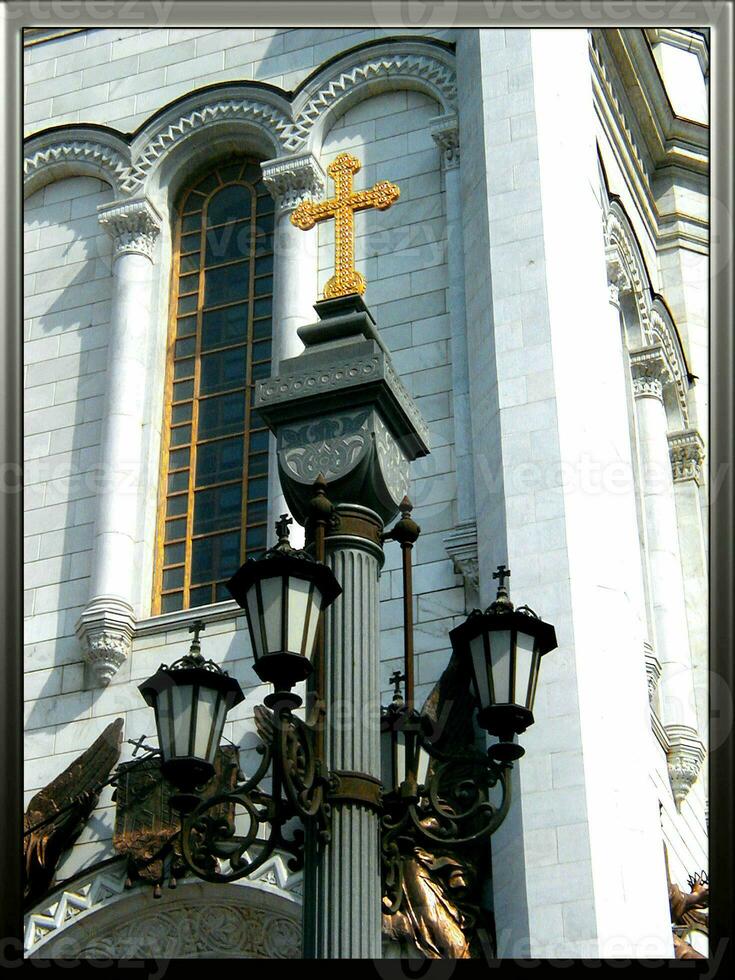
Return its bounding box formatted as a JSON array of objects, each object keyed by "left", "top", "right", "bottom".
[{"left": 256, "top": 296, "right": 429, "bottom": 958}]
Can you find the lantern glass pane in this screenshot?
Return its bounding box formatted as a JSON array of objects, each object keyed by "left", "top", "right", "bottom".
[
  {"left": 470, "top": 634, "right": 492, "bottom": 711},
  {"left": 171, "top": 683, "right": 195, "bottom": 757},
  {"left": 193, "top": 686, "right": 219, "bottom": 759},
  {"left": 515, "top": 630, "right": 537, "bottom": 708},
  {"left": 259, "top": 576, "right": 283, "bottom": 653},
  {"left": 157, "top": 688, "right": 174, "bottom": 760},
  {"left": 287, "top": 576, "right": 312, "bottom": 655},
  {"left": 209, "top": 695, "right": 228, "bottom": 764},
  {"left": 416, "top": 741, "right": 430, "bottom": 788},
  {"left": 528, "top": 651, "right": 542, "bottom": 711},
  {"left": 396, "top": 731, "right": 407, "bottom": 787},
  {"left": 490, "top": 630, "right": 512, "bottom": 703},
  {"left": 245, "top": 584, "right": 263, "bottom": 658},
  {"left": 303, "top": 585, "right": 323, "bottom": 661}
]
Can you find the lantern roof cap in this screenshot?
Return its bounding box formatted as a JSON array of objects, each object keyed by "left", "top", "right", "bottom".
[
  {"left": 225, "top": 515, "right": 342, "bottom": 608},
  {"left": 448, "top": 604, "right": 558, "bottom": 656}
]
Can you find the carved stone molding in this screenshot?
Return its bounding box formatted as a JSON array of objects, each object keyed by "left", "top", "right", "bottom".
[
  {"left": 668, "top": 429, "right": 705, "bottom": 485},
  {"left": 429, "top": 113, "right": 460, "bottom": 169},
  {"left": 444, "top": 521, "right": 479, "bottom": 602},
  {"left": 75, "top": 595, "right": 136, "bottom": 686},
  {"left": 23, "top": 138, "right": 131, "bottom": 196},
  {"left": 123, "top": 98, "right": 293, "bottom": 193},
  {"left": 289, "top": 48, "right": 457, "bottom": 152},
  {"left": 644, "top": 641, "right": 662, "bottom": 703},
  {"left": 261, "top": 152, "right": 326, "bottom": 213},
  {"left": 666, "top": 725, "right": 706, "bottom": 810},
  {"left": 97, "top": 198, "right": 162, "bottom": 259},
  {"left": 25, "top": 858, "right": 302, "bottom": 958},
  {"left": 606, "top": 205, "right": 691, "bottom": 427},
  {"left": 605, "top": 243, "right": 632, "bottom": 306},
  {"left": 629, "top": 345, "right": 672, "bottom": 401}
]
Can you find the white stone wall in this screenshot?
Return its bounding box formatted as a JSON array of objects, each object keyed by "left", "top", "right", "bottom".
[
  {"left": 24, "top": 27, "right": 453, "bottom": 136},
  {"left": 24, "top": 175, "right": 114, "bottom": 796}
]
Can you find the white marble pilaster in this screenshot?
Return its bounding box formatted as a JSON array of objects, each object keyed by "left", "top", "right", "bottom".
[
  {"left": 430, "top": 114, "right": 478, "bottom": 604},
  {"left": 76, "top": 198, "right": 162, "bottom": 686},
  {"left": 630, "top": 346, "right": 705, "bottom": 805},
  {"left": 261, "top": 154, "right": 325, "bottom": 544},
  {"left": 668, "top": 429, "right": 708, "bottom": 750}
]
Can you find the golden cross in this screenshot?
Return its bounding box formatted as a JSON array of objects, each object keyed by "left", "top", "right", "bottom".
[{"left": 291, "top": 152, "right": 400, "bottom": 299}]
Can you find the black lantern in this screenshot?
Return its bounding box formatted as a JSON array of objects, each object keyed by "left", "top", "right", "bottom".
[
  {"left": 380, "top": 673, "right": 430, "bottom": 798},
  {"left": 226, "top": 515, "right": 342, "bottom": 706},
  {"left": 138, "top": 622, "right": 245, "bottom": 793},
  {"left": 449, "top": 565, "right": 557, "bottom": 761}
]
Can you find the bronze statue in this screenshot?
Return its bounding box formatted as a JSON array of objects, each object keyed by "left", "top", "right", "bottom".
[
  {"left": 24, "top": 717, "right": 123, "bottom": 907},
  {"left": 669, "top": 871, "right": 708, "bottom": 959},
  {"left": 381, "top": 652, "right": 493, "bottom": 959}
]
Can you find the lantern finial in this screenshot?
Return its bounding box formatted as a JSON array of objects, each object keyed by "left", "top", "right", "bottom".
[
  {"left": 188, "top": 619, "right": 206, "bottom": 657},
  {"left": 389, "top": 669, "right": 405, "bottom": 704},
  {"left": 275, "top": 514, "right": 293, "bottom": 548},
  {"left": 490, "top": 564, "right": 513, "bottom": 612}
]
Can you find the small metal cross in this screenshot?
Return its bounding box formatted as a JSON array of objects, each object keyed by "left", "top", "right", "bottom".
[
  {"left": 275, "top": 513, "right": 293, "bottom": 544},
  {"left": 189, "top": 619, "right": 206, "bottom": 653},
  {"left": 493, "top": 564, "right": 511, "bottom": 592},
  {"left": 128, "top": 734, "right": 150, "bottom": 757},
  {"left": 390, "top": 670, "right": 405, "bottom": 702}
]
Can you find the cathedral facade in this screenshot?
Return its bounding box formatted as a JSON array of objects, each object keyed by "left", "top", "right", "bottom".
[{"left": 23, "top": 25, "right": 709, "bottom": 959}]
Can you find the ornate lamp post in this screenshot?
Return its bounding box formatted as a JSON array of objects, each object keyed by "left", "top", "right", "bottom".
[{"left": 134, "top": 153, "right": 559, "bottom": 959}]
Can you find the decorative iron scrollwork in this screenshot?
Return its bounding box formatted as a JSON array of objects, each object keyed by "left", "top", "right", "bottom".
[{"left": 179, "top": 701, "right": 330, "bottom": 883}]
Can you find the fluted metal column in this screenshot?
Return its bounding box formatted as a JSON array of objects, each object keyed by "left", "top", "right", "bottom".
[{"left": 306, "top": 506, "right": 384, "bottom": 957}]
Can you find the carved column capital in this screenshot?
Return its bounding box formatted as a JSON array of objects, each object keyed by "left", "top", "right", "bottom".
[
  {"left": 97, "top": 198, "right": 162, "bottom": 259},
  {"left": 429, "top": 113, "right": 460, "bottom": 170},
  {"left": 261, "top": 152, "right": 326, "bottom": 213},
  {"left": 76, "top": 596, "right": 136, "bottom": 686},
  {"left": 630, "top": 345, "right": 672, "bottom": 401},
  {"left": 605, "top": 244, "right": 631, "bottom": 306},
  {"left": 668, "top": 429, "right": 705, "bottom": 485},
  {"left": 666, "top": 725, "right": 706, "bottom": 810}
]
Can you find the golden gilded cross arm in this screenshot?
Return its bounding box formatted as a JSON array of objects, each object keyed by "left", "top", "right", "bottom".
[{"left": 291, "top": 152, "right": 400, "bottom": 299}]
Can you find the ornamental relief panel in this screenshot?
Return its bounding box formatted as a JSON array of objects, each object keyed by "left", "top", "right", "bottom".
[
  {"left": 374, "top": 413, "right": 410, "bottom": 505},
  {"left": 279, "top": 410, "right": 372, "bottom": 484},
  {"left": 47, "top": 902, "right": 301, "bottom": 959}
]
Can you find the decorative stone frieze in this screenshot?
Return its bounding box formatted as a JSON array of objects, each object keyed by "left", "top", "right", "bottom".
[
  {"left": 261, "top": 153, "right": 326, "bottom": 213},
  {"left": 97, "top": 198, "right": 162, "bottom": 259},
  {"left": 429, "top": 113, "right": 460, "bottom": 169},
  {"left": 644, "top": 641, "right": 662, "bottom": 703},
  {"left": 629, "top": 345, "right": 671, "bottom": 401},
  {"left": 666, "top": 725, "right": 706, "bottom": 810},
  {"left": 75, "top": 596, "right": 135, "bottom": 687},
  {"left": 23, "top": 137, "right": 131, "bottom": 196},
  {"left": 668, "top": 429, "right": 705, "bottom": 485},
  {"left": 25, "top": 858, "right": 302, "bottom": 958}
]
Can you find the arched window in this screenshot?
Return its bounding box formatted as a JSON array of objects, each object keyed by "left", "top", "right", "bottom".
[{"left": 154, "top": 158, "right": 274, "bottom": 614}]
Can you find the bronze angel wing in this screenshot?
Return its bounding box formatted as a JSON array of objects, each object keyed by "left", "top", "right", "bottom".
[
  {"left": 419, "top": 649, "right": 477, "bottom": 756},
  {"left": 24, "top": 717, "right": 124, "bottom": 906}
]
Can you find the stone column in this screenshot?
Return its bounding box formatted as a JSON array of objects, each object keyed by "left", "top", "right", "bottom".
[
  {"left": 261, "top": 154, "right": 325, "bottom": 542},
  {"left": 668, "top": 429, "right": 708, "bottom": 746},
  {"left": 76, "top": 198, "right": 162, "bottom": 686},
  {"left": 430, "top": 114, "right": 479, "bottom": 605},
  {"left": 630, "top": 346, "right": 705, "bottom": 807},
  {"left": 256, "top": 296, "right": 429, "bottom": 958}
]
